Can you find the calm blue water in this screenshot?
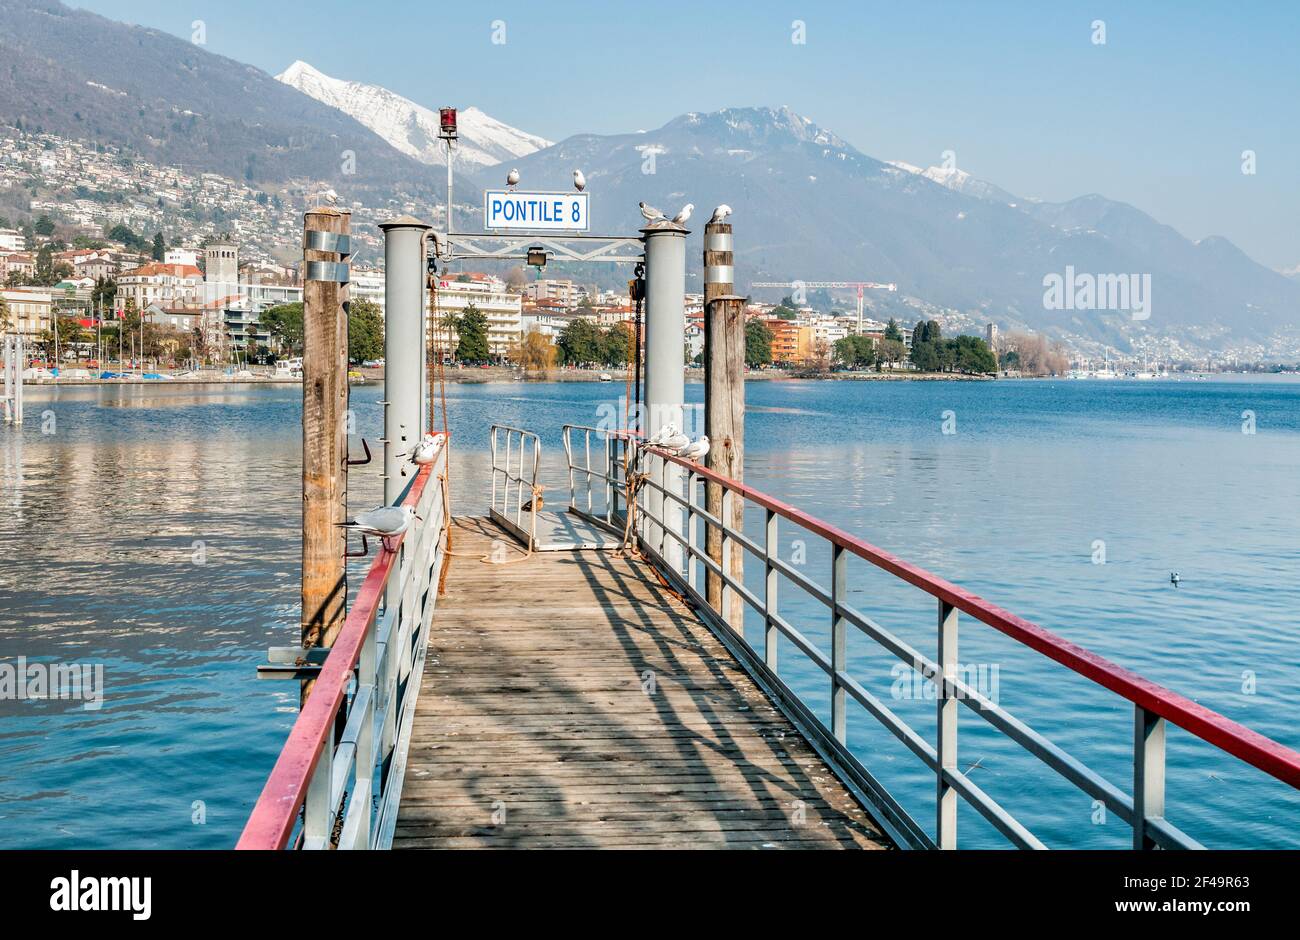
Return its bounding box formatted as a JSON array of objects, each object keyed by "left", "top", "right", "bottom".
[{"left": 1, "top": 376, "right": 1297, "bottom": 848}]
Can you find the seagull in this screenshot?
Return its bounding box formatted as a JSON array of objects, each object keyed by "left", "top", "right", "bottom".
[
  {"left": 671, "top": 203, "right": 694, "bottom": 225},
  {"left": 677, "top": 435, "right": 710, "bottom": 462},
  {"left": 573, "top": 169, "right": 586, "bottom": 192},
  {"left": 1170, "top": 572, "right": 1181, "bottom": 588},
  {"left": 708, "top": 204, "right": 732, "bottom": 224},
  {"left": 312, "top": 187, "right": 339, "bottom": 208},
  {"left": 639, "top": 201, "right": 666, "bottom": 223},
  {"left": 506, "top": 167, "right": 520, "bottom": 189},
  {"left": 522, "top": 493, "right": 544, "bottom": 512},
  {"left": 658, "top": 428, "right": 691, "bottom": 452},
  {"left": 337, "top": 505, "right": 418, "bottom": 552},
  {"left": 408, "top": 432, "right": 445, "bottom": 466},
  {"left": 647, "top": 422, "right": 679, "bottom": 446}
]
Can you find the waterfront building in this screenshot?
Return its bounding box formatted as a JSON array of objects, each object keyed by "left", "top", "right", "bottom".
[
  {"left": 432, "top": 274, "right": 522, "bottom": 358},
  {"left": 116, "top": 261, "right": 205, "bottom": 310},
  {"left": 1, "top": 287, "right": 53, "bottom": 340}
]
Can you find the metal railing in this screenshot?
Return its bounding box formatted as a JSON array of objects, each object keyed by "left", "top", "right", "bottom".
[
  {"left": 564, "top": 425, "right": 1300, "bottom": 850},
  {"left": 237, "top": 443, "right": 450, "bottom": 850},
  {"left": 490, "top": 424, "right": 542, "bottom": 548},
  {"left": 563, "top": 424, "right": 616, "bottom": 526}
]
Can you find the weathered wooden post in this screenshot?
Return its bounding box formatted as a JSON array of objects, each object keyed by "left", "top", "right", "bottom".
[
  {"left": 300, "top": 208, "right": 352, "bottom": 704},
  {"left": 703, "top": 218, "right": 744, "bottom": 630}
]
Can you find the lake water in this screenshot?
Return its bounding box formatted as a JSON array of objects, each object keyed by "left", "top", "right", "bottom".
[{"left": 1, "top": 376, "right": 1298, "bottom": 848}]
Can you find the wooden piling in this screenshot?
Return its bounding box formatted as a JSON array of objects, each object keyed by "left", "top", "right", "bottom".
[
  {"left": 301, "top": 208, "right": 352, "bottom": 704},
  {"left": 703, "top": 221, "right": 744, "bottom": 630}
]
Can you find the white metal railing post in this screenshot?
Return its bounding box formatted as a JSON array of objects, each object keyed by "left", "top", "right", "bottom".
[
  {"left": 687, "top": 471, "right": 699, "bottom": 590},
  {"left": 1133, "top": 705, "right": 1166, "bottom": 850},
  {"left": 356, "top": 605, "right": 378, "bottom": 848},
  {"left": 937, "top": 599, "right": 959, "bottom": 849},
  {"left": 721, "top": 486, "right": 737, "bottom": 628},
  {"left": 603, "top": 435, "right": 613, "bottom": 523},
  {"left": 831, "top": 545, "right": 847, "bottom": 741},
  {"left": 303, "top": 741, "right": 333, "bottom": 849},
  {"left": 764, "top": 508, "right": 778, "bottom": 670}
]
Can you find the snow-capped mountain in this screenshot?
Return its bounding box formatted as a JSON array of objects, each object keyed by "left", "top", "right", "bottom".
[
  {"left": 887, "top": 160, "right": 1019, "bottom": 205},
  {"left": 276, "top": 61, "right": 551, "bottom": 169}
]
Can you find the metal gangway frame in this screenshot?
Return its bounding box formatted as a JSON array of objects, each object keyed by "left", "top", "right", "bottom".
[
  {"left": 489, "top": 424, "right": 542, "bottom": 550},
  {"left": 238, "top": 444, "right": 450, "bottom": 850},
  {"left": 564, "top": 424, "right": 1300, "bottom": 850},
  {"left": 2, "top": 334, "right": 23, "bottom": 426}
]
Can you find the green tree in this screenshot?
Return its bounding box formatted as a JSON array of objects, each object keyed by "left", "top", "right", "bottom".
[
  {"left": 884, "top": 318, "right": 903, "bottom": 342},
  {"left": 876, "top": 338, "right": 907, "bottom": 369},
  {"left": 455, "top": 303, "right": 490, "bottom": 363},
  {"left": 151, "top": 231, "right": 165, "bottom": 261},
  {"left": 745, "top": 319, "right": 774, "bottom": 368},
  {"left": 260, "top": 302, "right": 304, "bottom": 355},
  {"left": 348, "top": 298, "right": 385, "bottom": 363},
  {"left": 600, "top": 323, "right": 632, "bottom": 367},
  {"left": 34, "top": 214, "right": 55, "bottom": 237},
  {"left": 833, "top": 334, "right": 874, "bottom": 369},
  {"left": 0, "top": 295, "right": 10, "bottom": 333},
  {"left": 556, "top": 317, "right": 602, "bottom": 366}
]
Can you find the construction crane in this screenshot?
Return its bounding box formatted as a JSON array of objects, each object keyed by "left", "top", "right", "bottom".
[{"left": 750, "top": 280, "right": 898, "bottom": 334}]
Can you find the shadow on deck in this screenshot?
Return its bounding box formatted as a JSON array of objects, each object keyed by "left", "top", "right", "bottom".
[{"left": 392, "top": 516, "right": 891, "bottom": 849}]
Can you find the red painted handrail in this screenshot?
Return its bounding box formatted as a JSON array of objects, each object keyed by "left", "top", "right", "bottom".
[
  {"left": 237, "top": 463, "right": 435, "bottom": 850},
  {"left": 641, "top": 441, "right": 1300, "bottom": 791}
]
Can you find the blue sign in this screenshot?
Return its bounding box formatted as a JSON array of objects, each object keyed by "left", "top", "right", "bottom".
[{"left": 484, "top": 191, "right": 590, "bottom": 232}]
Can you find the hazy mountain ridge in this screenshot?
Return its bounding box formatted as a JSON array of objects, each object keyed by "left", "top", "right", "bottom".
[{"left": 503, "top": 106, "right": 1299, "bottom": 345}]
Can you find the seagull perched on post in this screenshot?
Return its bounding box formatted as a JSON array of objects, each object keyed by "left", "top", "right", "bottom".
[
  {"left": 408, "top": 432, "right": 446, "bottom": 466},
  {"left": 312, "top": 187, "right": 339, "bottom": 208},
  {"left": 708, "top": 204, "right": 732, "bottom": 224},
  {"left": 573, "top": 169, "right": 586, "bottom": 192},
  {"left": 671, "top": 203, "right": 694, "bottom": 225},
  {"left": 506, "top": 167, "right": 520, "bottom": 189},
  {"left": 676, "top": 435, "right": 710, "bottom": 462},
  {"left": 337, "top": 505, "right": 419, "bottom": 552},
  {"left": 639, "top": 201, "right": 666, "bottom": 223}
]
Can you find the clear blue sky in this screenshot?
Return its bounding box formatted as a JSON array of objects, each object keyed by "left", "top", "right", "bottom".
[{"left": 71, "top": 0, "right": 1300, "bottom": 269}]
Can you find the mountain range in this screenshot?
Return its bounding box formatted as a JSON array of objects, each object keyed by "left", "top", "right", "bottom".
[
  {"left": 276, "top": 61, "right": 550, "bottom": 170},
  {"left": 1, "top": 0, "right": 1296, "bottom": 350}
]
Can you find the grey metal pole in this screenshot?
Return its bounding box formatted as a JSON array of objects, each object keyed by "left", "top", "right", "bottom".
[
  {"left": 642, "top": 222, "right": 688, "bottom": 571},
  {"left": 379, "top": 216, "right": 432, "bottom": 508}
]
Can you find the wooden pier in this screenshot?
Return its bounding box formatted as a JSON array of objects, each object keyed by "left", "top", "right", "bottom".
[{"left": 391, "top": 517, "right": 890, "bottom": 849}]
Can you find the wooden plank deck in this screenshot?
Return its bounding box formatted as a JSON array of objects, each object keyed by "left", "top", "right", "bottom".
[{"left": 392, "top": 516, "right": 892, "bottom": 849}]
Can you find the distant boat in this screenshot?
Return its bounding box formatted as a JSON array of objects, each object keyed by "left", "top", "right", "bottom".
[{"left": 598, "top": 372, "right": 613, "bottom": 382}]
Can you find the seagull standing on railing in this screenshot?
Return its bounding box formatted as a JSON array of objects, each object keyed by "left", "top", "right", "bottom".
[
  {"left": 408, "top": 432, "right": 446, "bottom": 466},
  {"left": 506, "top": 167, "right": 520, "bottom": 189},
  {"left": 647, "top": 422, "right": 679, "bottom": 446},
  {"left": 676, "top": 435, "right": 710, "bottom": 462},
  {"left": 337, "top": 505, "right": 419, "bottom": 552},
  {"left": 658, "top": 428, "right": 691, "bottom": 453},
  {"left": 573, "top": 169, "right": 586, "bottom": 192}
]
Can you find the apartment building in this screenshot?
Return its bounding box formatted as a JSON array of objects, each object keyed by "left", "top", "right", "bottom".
[
  {"left": 432, "top": 275, "right": 522, "bottom": 358},
  {"left": 1, "top": 288, "right": 53, "bottom": 340}
]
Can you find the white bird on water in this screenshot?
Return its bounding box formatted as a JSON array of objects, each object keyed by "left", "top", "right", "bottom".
[
  {"left": 408, "top": 432, "right": 446, "bottom": 466},
  {"left": 639, "top": 201, "right": 666, "bottom": 222},
  {"left": 677, "top": 435, "right": 710, "bottom": 462},
  {"left": 708, "top": 204, "right": 732, "bottom": 224},
  {"left": 506, "top": 167, "right": 520, "bottom": 189},
  {"left": 573, "top": 169, "right": 586, "bottom": 192},
  {"left": 337, "top": 505, "right": 418, "bottom": 552},
  {"left": 671, "top": 203, "right": 694, "bottom": 225}
]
